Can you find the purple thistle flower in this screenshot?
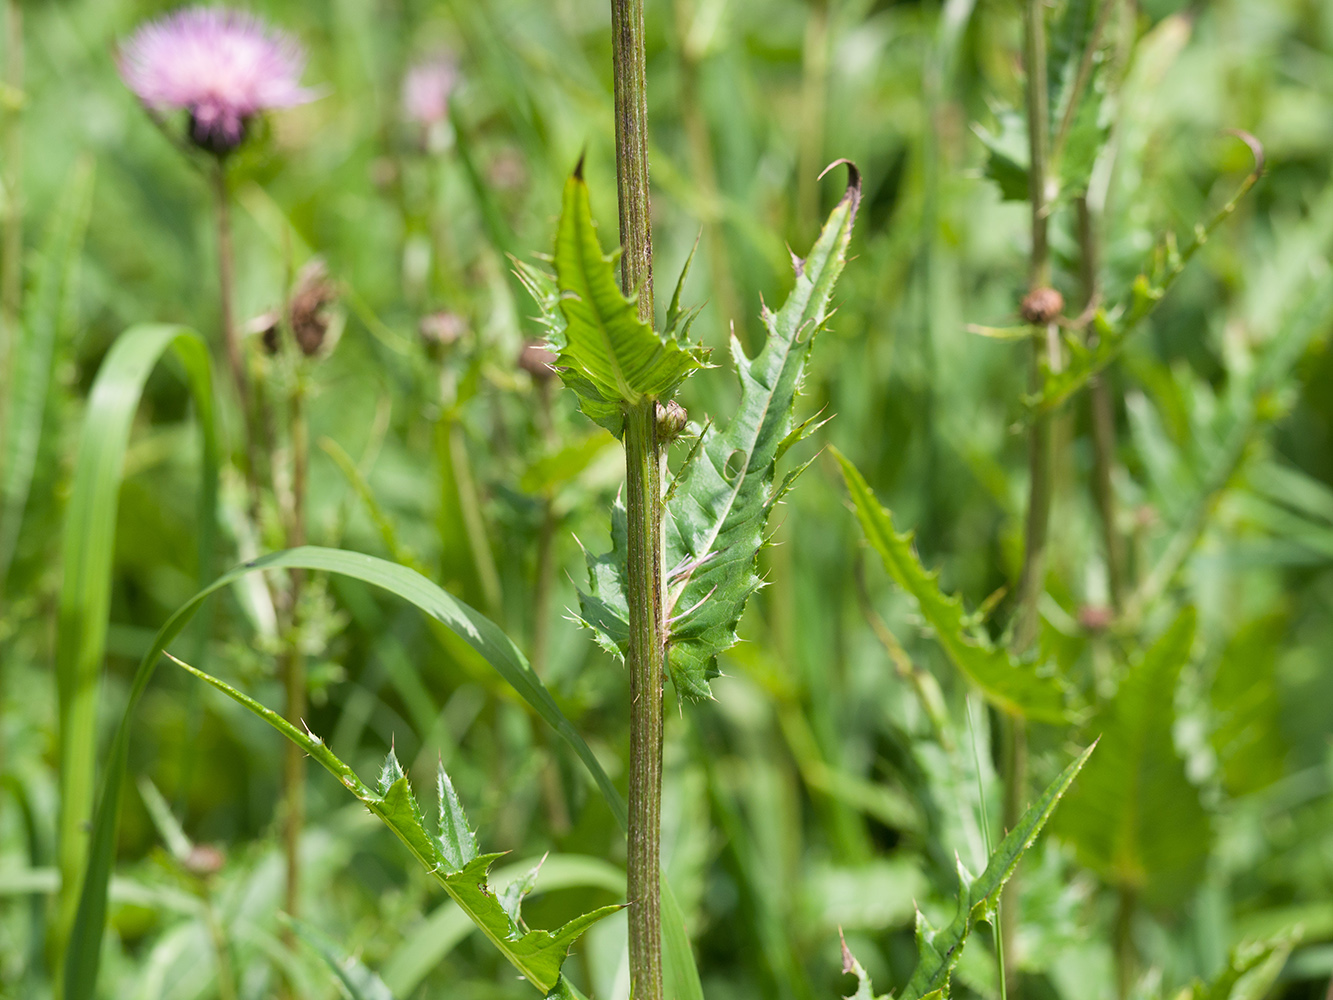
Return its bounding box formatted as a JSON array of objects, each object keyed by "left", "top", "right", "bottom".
[
  {"left": 402, "top": 56, "right": 458, "bottom": 128},
  {"left": 119, "top": 6, "right": 315, "bottom": 156}
]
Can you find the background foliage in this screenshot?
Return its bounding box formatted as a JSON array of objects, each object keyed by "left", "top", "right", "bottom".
[{"left": 2, "top": 0, "right": 1333, "bottom": 998}]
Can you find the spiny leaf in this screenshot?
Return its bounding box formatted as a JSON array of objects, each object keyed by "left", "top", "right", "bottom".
[
  {"left": 69, "top": 546, "right": 636, "bottom": 1000},
  {"left": 838, "top": 931, "right": 890, "bottom": 1000},
  {"left": 436, "top": 759, "right": 479, "bottom": 871},
  {"left": 1054, "top": 608, "right": 1212, "bottom": 909},
  {"left": 550, "top": 162, "right": 704, "bottom": 433},
  {"left": 834, "top": 448, "right": 1068, "bottom": 722},
  {"left": 1186, "top": 933, "right": 1295, "bottom": 1000},
  {"left": 899, "top": 743, "right": 1096, "bottom": 999},
  {"left": 169, "top": 654, "right": 619, "bottom": 994},
  {"left": 1032, "top": 135, "right": 1264, "bottom": 413},
  {"left": 574, "top": 162, "right": 862, "bottom": 699}
]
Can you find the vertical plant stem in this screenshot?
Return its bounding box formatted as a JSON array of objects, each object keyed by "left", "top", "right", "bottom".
[
  {"left": 213, "top": 166, "right": 264, "bottom": 510},
  {"left": 1114, "top": 886, "right": 1136, "bottom": 1000},
  {"left": 674, "top": 0, "right": 745, "bottom": 348},
  {"left": 624, "top": 401, "right": 665, "bottom": 1000},
  {"left": 1003, "top": 1, "right": 1053, "bottom": 994},
  {"left": 610, "top": 0, "right": 664, "bottom": 995},
  {"left": 1078, "top": 195, "right": 1124, "bottom": 609},
  {"left": 796, "top": 0, "right": 831, "bottom": 232},
  {"left": 281, "top": 372, "right": 308, "bottom": 936},
  {"left": 0, "top": 0, "right": 22, "bottom": 426},
  {"left": 611, "top": 0, "right": 654, "bottom": 311}
]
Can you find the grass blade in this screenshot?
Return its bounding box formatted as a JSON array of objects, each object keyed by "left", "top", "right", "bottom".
[
  {"left": 67, "top": 545, "right": 626, "bottom": 999},
  {"left": 55, "top": 323, "right": 217, "bottom": 972},
  {"left": 0, "top": 156, "right": 94, "bottom": 585}
]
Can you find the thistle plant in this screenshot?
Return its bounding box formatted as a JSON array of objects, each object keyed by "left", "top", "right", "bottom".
[{"left": 113, "top": 1, "right": 322, "bottom": 947}]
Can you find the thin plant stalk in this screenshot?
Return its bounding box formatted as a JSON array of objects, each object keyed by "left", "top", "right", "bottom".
[
  {"left": 674, "top": 0, "right": 745, "bottom": 349},
  {"left": 610, "top": 0, "right": 665, "bottom": 994},
  {"left": 1114, "top": 886, "right": 1136, "bottom": 1000},
  {"left": 1003, "top": 0, "right": 1055, "bottom": 993},
  {"left": 0, "top": 0, "right": 21, "bottom": 418},
  {"left": 1078, "top": 195, "right": 1124, "bottom": 609},
  {"left": 212, "top": 165, "right": 264, "bottom": 509},
  {"left": 281, "top": 367, "right": 309, "bottom": 936}
]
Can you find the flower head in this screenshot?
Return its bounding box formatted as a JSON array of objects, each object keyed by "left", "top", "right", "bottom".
[
  {"left": 119, "top": 7, "right": 314, "bottom": 156},
  {"left": 402, "top": 56, "right": 457, "bottom": 128}
]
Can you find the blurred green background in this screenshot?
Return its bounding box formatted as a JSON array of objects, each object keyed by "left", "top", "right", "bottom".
[{"left": 3, "top": 0, "right": 1333, "bottom": 998}]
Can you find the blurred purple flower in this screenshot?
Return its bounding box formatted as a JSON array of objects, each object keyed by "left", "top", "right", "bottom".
[
  {"left": 402, "top": 56, "right": 457, "bottom": 127},
  {"left": 119, "top": 7, "right": 315, "bottom": 155}
]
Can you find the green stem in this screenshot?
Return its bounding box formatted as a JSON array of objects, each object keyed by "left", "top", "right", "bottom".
[
  {"left": 1004, "top": 2, "right": 1054, "bottom": 994},
  {"left": 624, "top": 400, "right": 665, "bottom": 1000},
  {"left": 1078, "top": 195, "right": 1124, "bottom": 609},
  {"left": 282, "top": 371, "right": 308, "bottom": 937},
  {"left": 610, "top": 0, "right": 664, "bottom": 995},
  {"left": 1114, "top": 886, "right": 1136, "bottom": 1000},
  {"left": 0, "top": 0, "right": 21, "bottom": 433}
]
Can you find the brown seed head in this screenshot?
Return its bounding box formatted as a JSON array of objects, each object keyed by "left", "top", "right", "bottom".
[
  {"left": 1020, "top": 286, "right": 1065, "bottom": 325},
  {"left": 290, "top": 259, "right": 339, "bottom": 356}
]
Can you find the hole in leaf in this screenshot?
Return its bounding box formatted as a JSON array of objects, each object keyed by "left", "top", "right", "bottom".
[{"left": 724, "top": 449, "right": 746, "bottom": 482}]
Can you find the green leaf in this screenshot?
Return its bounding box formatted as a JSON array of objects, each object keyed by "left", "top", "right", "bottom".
[
  {"left": 0, "top": 156, "right": 94, "bottom": 584},
  {"left": 1055, "top": 608, "right": 1211, "bottom": 909},
  {"left": 65, "top": 546, "right": 622, "bottom": 1000},
  {"left": 172, "top": 653, "right": 619, "bottom": 993},
  {"left": 436, "top": 758, "right": 479, "bottom": 871},
  {"left": 1186, "top": 933, "right": 1296, "bottom": 1000},
  {"left": 1210, "top": 614, "right": 1288, "bottom": 796},
  {"left": 381, "top": 855, "right": 626, "bottom": 997},
  {"left": 833, "top": 447, "right": 1068, "bottom": 723},
  {"left": 1032, "top": 140, "right": 1265, "bottom": 412},
  {"left": 838, "top": 932, "right": 890, "bottom": 1000},
  {"left": 575, "top": 163, "right": 862, "bottom": 699},
  {"left": 550, "top": 162, "right": 703, "bottom": 432},
  {"left": 287, "top": 916, "right": 397, "bottom": 1000},
  {"left": 55, "top": 324, "right": 218, "bottom": 976},
  {"left": 899, "top": 743, "right": 1096, "bottom": 1000}
]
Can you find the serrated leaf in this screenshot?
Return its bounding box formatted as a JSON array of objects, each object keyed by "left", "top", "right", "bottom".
[
  {"left": 170, "top": 654, "right": 619, "bottom": 994},
  {"left": 500, "top": 858, "right": 544, "bottom": 929},
  {"left": 574, "top": 164, "right": 862, "bottom": 699},
  {"left": 1054, "top": 608, "right": 1211, "bottom": 909},
  {"left": 551, "top": 163, "right": 703, "bottom": 431},
  {"left": 1187, "top": 933, "right": 1295, "bottom": 1000},
  {"left": 834, "top": 448, "right": 1068, "bottom": 722},
  {"left": 899, "top": 743, "right": 1096, "bottom": 1000},
  {"left": 1033, "top": 145, "right": 1264, "bottom": 412},
  {"left": 839, "top": 932, "right": 890, "bottom": 1000},
  {"left": 436, "top": 759, "right": 479, "bottom": 872}
]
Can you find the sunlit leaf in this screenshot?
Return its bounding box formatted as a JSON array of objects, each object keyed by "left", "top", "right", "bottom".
[{"left": 834, "top": 447, "right": 1068, "bottom": 722}]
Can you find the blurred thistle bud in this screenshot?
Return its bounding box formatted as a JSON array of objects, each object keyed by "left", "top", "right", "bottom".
[
  {"left": 1020, "top": 286, "right": 1065, "bottom": 325},
  {"left": 183, "top": 843, "right": 226, "bottom": 877},
  {"left": 245, "top": 309, "right": 283, "bottom": 355},
  {"left": 118, "top": 8, "right": 316, "bottom": 158},
  {"left": 657, "top": 399, "right": 688, "bottom": 442},
  {"left": 290, "top": 259, "right": 339, "bottom": 356},
  {"left": 518, "top": 340, "right": 557, "bottom": 381},
  {"left": 1077, "top": 604, "right": 1114, "bottom": 632},
  {"left": 487, "top": 147, "right": 528, "bottom": 192},
  {"left": 419, "top": 311, "right": 467, "bottom": 356},
  {"left": 402, "top": 55, "right": 458, "bottom": 127}
]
